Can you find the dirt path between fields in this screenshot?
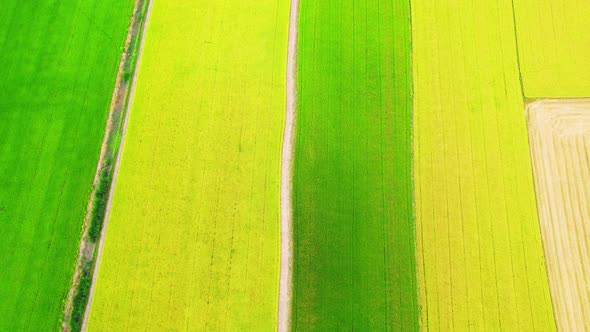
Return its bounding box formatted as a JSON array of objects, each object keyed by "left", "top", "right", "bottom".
[
  {"left": 526, "top": 98, "right": 590, "bottom": 331},
  {"left": 278, "top": 0, "right": 299, "bottom": 331},
  {"left": 79, "top": 0, "right": 153, "bottom": 330}
]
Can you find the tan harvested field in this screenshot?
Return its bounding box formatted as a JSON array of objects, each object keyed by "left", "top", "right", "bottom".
[{"left": 527, "top": 99, "right": 590, "bottom": 330}]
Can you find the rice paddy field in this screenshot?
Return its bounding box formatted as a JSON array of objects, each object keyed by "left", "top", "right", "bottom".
[
  {"left": 0, "top": 0, "right": 133, "bottom": 330},
  {"left": 3, "top": 0, "right": 590, "bottom": 330},
  {"left": 86, "top": 0, "right": 290, "bottom": 330},
  {"left": 412, "top": 1, "right": 555, "bottom": 329},
  {"left": 292, "top": 0, "right": 418, "bottom": 330},
  {"left": 513, "top": 0, "right": 590, "bottom": 97}
]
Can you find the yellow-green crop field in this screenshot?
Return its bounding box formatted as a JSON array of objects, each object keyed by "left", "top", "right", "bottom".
[
  {"left": 412, "top": 0, "right": 555, "bottom": 329},
  {"left": 513, "top": 0, "right": 590, "bottom": 97},
  {"left": 87, "top": 0, "right": 290, "bottom": 330}
]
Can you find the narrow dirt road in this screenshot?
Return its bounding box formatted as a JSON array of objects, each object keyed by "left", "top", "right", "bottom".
[{"left": 278, "top": 0, "right": 299, "bottom": 330}]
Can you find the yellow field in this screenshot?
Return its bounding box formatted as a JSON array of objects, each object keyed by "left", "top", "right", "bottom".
[
  {"left": 513, "top": 0, "right": 590, "bottom": 97},
  {"left": 412, "top": 0, "right": 555, "bottom": 330},
  {"left": 87, "top": 0, "right": 290, "bottom": 330},
  {"left": 514, "top": 1, "right": 590, "bottom": 327}
]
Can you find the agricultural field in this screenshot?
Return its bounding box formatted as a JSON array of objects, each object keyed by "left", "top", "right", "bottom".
[
  {"left": 412, "top": 0, "right": 555, "bottom": 330},
  {"left": 86, "top": 0, "right": 290, "bottom": 330},
  {"left": 292, "top": 0, "right": 418, "bottom": 330},
  {"left": 527, "top": 99, "right": 590, "bottom": 331},
  {"left": 514, "top": 1, "right": 590, "bottom": 327},
  {"left": 2, "top": 0, "right": 590, "bottom": 329},
  {"left": 513, "top": 0, "right": 590, "bottom": 97},
  {"left": 0, "top": 0, "right": 133, "bottom": 330}
]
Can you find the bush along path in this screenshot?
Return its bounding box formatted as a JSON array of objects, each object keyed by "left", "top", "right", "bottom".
[{"left": 61, "top": 0, "right": 151, "bottom": 330}]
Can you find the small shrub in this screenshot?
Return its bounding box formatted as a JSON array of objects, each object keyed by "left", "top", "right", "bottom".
[
  {"left": 88, "top": 164, "right": 112, "bottom": 243},
  {"left": 122, "top": 70, "right": 132, "bottom": 82},
  {"left": 69, "top": 262, "right": 93, "bottom": 332}
]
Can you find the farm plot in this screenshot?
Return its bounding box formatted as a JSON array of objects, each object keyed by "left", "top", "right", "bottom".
[
  {"left": 527, "top": 99, "right": 590, "bottom": 330},
  {"left": 411, "top": 0, "right": 555, "bottom": 330},
  {"left": 292, "top": 0, "right": 419, "bottom": 330},
  {"left": 513, "top": 0, "right": 590, "bottom": 97},
  {"left": 0, "top": 0, "right": 133, "bottom": 330},
  {"left": 86, "top": 0, "right": 290, "bottom": 330}
]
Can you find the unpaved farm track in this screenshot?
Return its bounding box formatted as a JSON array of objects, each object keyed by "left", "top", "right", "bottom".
[
  {"left": 278, "top": 0, "right": 299, "bottom": 330},
  {"left": 527, "top": 99, "right": 590, "bottom": 330}
]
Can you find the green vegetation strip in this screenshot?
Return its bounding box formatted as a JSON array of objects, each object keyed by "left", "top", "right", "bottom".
[
  {"left": 0, "top": 1, "right": 134, "bottom": 330},
  {"left": 62, "top": 0, "right": 150, "bottom": 331},
  {"left": 292, "top": 0, "right": 418, "bottom": 329}
]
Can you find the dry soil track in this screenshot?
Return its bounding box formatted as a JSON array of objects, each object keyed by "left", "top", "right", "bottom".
[{"left": 278, "top": 0, "right": 299, "bottom": 330}]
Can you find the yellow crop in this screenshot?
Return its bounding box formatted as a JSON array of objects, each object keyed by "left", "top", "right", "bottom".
[
  {"left": 87, "top": 0, "right": 290, "bottom": 330},
  {"left": 514, "top": 0, "right": 590, "bottom": 97},
  {"left": 412, "top": 0, "right": 555, "bottom": 330}
]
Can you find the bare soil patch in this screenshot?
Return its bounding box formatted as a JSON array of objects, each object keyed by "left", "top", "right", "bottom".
[{"left": 526, "top": 98, "right": 590, "bottom": 330}]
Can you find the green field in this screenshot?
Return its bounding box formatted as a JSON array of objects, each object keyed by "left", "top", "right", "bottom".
[
  {"left": 0, "top": 0, "right": 133, "bottom": 330},
  {"left": 87, "top": 0, "right": 290, "bottom": 329},
  {"left": 292, "top": 0, "right": 418, "bottom": 329}
]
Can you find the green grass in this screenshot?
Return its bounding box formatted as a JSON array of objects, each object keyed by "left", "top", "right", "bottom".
[
  {"left": 0, "top": 0, "right": 133, "bottom": 329},
  {"left": 292, "top": 0, "right": 418, "bottom": 329}
]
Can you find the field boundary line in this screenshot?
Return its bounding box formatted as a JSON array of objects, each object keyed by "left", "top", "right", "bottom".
[
  {"left": 78, "top": 0, "right": 153, "bottom": 330},
  {"left": 278, "top": 0, "right": 299, "bottom": 330}
]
